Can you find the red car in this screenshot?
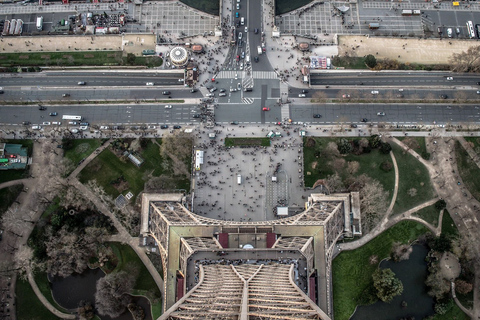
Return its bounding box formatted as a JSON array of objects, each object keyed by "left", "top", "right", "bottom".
[
  {"left": 262, "top": 107, "right": 270, "bottom": 111},
  {"left": 236, "top": 55, "right": 240, "bottom": 61}
]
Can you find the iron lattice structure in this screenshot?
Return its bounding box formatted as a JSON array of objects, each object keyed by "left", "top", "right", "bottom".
[{"left": 140, "top": 192, "right": 361, "bottom": 319}]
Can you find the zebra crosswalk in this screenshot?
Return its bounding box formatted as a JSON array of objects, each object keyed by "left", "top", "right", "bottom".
[
  {"left": 242, "top": 97, "right": 254, "bottom": 104},
  {"left": 252, "top": 71, "right": 278, "bottom": 79},
  {"left": 217, "top": 70, "right": 279, "bottom": 80}
]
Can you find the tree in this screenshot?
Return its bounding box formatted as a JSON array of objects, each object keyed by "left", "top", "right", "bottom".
[
  {"left": 77, "top": 300, "right": 95, "bottom": 320},
  {"left": 431, "top": 234, "right": 452, "bottom": 253},
  {"left": 391, "top": 242, "right": 413, "bottom": 262},
  {"left": 426, "top": 267, "right": 450, "bottom": 299},
  {"left": 435, "top": 199, "right": 447, "bottom": 211},
  {"left": 346, "top": 161, "right": 360, "bottom": 175},
  {"left": 380, "top": 142, "right": 392, "bottom": 154},
  {"left": 126, "top": 53, "right": 136, "bottom": 65},
  {"left": 323, "top": 141, "right": 340, "bottom": 159},
  {"left": 450, "top": 45, "right": 480, "bottom": 73},
  {"left": 455, "top": 279, "right": 473, "bottom": 295},
  {"left": 365, "top": 54, "right": 377, "bottom": 68},
  {"left": 45, "top": 226, "right": 105, "bottom": 277},
  {"left": 369, "top": 135, "right": 382, "bottom": 148},
  {"left": 372, "top": 268, "right": 403, "bottom": 302},
  {"left": 337, "top": 138, "right": 353, "bottom": 154},
  {"left": 324, "top": 173, "right": 344, "bottom": 193},
  {"left": 380, "top": 160, "right": 393, "bottom": 172},
  {"left": 95, "top": 268, "right": 137, "bottom": 318}
]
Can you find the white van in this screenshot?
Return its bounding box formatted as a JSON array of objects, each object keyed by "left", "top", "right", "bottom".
[
  {"left": 240, "top": 17, "right": 245, "bottom": 25},
  {"left": 245, "top": 55, "right": 250, "bottom": 63},
  {"left": 237, "top": 174, "right": 242, "bottom": 185}
]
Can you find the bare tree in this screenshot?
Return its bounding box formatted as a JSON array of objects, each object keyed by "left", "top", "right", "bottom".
[
  {"left": 391, "top": 242, "right": 413, "bottom": 261},
  {"left": 45, "top": 226, "right": 106, "bottom": 277},
  {"left": 323, "top": 173, "right": 345, "bottom": 193},
  {"left": 450, "top": 45, "right": 480, "bottom": 73},
  {"left": 160, "top": 132, "right": 193, "bottom": 178},
  {"left": 95, "top": 268, "right": 138, "bottom": 318},
  {"left": 347, "top": 161, "right": 360, "bottom": 175}
]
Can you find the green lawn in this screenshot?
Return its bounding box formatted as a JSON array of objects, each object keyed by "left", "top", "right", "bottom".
[
  {"left": 109, "top": 242, "right": 162, "bottom": 318},
  {"left": 464, "top": 137, "right": 480, "bottom": 155},
  {"left": 332, "top": 221, "right": 429, "bottom": 320},
  {"left": 441, "top": 210, "right": 459, "bottom": 238},
  {"left": 16, "top": 278, "right": 61, "bottom": 320},
  {"left": 303, "top": 137, "right": 394, "bottom": 198},
  {"left": 455, "top": 140, "right": 480, "bottom": 201},
  {"left": 79, "top": 140, "right": 188, "bottom": 202},
  {"left": 391, "top": 143, "right": 435, "bottom": 215},
  {"left": 275, "top": 0, "right": 312, "bottom": 15},
  {"left": 0, "top": 51, "right": 162, "bottom": 68},
  {"left": 34, "top": 271, "right": 72, "bottom": 314},
  {"left": 0, "top": 184, "right": 23, "bottom": 215},
  {"left": 397, "top": 136, "right": 428, "bottom": 159},
  {"left": 413, "top": 204, "right": 440, "bottom": 226},
  {"left": 429, "top": 300, "right": 470, "bottom": 320},
  {"left": 224, "top": 137, "right": 271, "bottom": 147},
  {"left": 63, "top": 139, "right": 101, "bottom": 166},
  {"left": 331, "top": 56, "right": 368, "bottom": 69},
  {"left": 179, "top": 0, "right": 219, "bottom": 15}
]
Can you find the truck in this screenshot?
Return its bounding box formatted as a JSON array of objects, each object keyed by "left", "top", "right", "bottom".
[
  {"left": 257, "top": 46, "right": 262, "bottom": 55},
  {"left": 36, "top": 16, "right": 43, "bottom": 31}
]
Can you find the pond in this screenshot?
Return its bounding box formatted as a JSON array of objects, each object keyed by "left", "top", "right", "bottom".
[
  {"left": 351, "top": 245, "right": 434, "bottom": 320},
  {"left": 49, "top": 268, "right": 152, "bottom": 320}
]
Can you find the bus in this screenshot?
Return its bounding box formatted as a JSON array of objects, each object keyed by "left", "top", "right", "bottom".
[
  {"left": 401, "top": 10, "right": 413, "bottom": 16},
  {"left": 62, "top": 115, "right": 82, "bottom": 121},
  {"left": 467, "top": 21, "right": 475, "bottom": 38}
]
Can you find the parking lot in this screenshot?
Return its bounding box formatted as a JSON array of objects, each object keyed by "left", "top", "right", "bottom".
[{"left": 192, "top": 126, "right": 309, "bottom": 222}]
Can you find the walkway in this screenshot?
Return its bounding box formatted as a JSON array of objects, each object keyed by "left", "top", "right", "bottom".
[
  {"left": 0, "top": 178, "right": 30, "bottom": 190},
  {"left": 385, "top": 151, "right": 399, "bottom": 216},
  {"left": 26, "top": 267, "right": 76, "bottom": 319}
]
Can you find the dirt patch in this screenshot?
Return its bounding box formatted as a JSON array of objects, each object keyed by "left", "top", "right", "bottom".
[
  {"left": 338, "top": 35, "right": 475, "bottom": 64},
  {"left": 18, "top": 55, "right": 29, "bottom": 60},
  {"left": 113, "top": 180, "right": 129, "bottom": 193},
  {"left": 439, "top": 251, "right": 461, "bottom": 281},
  {"left": 311, "top": 161, "right": 318, "bottom": 169}
]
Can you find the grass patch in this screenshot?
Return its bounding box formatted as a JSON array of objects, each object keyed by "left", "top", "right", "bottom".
[
  {"left": 413, "top": 204, "right": 440, "bottom": 226},
  {"left": 16, "top": 278, "right": 61, "bottom": 320},
  {"left": 0, "top": 51, "right": 161, "bottom": 68},
  {"left": 179, "top": 0, "right": 219, "bottom": 15},
  {"left": 109, "top": 242, "right": 162, "bottom": 299},
  {"left": 464, "top": 137, "right": 480, "bottom": 155},
  {"left": 429, "top": 299, "right": 470, "bottom": 320},
  {"left": 79, "top": 139, "right": 190, "bottom": 202},
  {"left": 391, "top": 143, "right": 435, "bottom": 215},
  {"left": 331, "top": 56, "right": 368, "bottom": 69},
  {"left": 224, "top": 137, "right": 271, "bottom": 147},
  {"left": 34, "top": 271, "right": 72, "bottom": 314},
  {"left": 397, "top": 136, "right": 428, "bottom": 159},
  {"left": 441, "top": 209, "right": 459, "bottom": 238},
  {"left": 275, "top": 0, "right": 312, "bottom": 15},
  {"left": 333, "top": 220, "right": 430, "bottom": 320},
  {"left": 303, "top": 137, "right": 394, "bottom": 198},
  {"left": 63, "top": 139, "right": 101, "bottom": 166},
  {"left": 0, "top": 184, "right": 23, "bottom": 215},
  {"left": 455, "top": 140, "right": 480, "bottom": 201}
]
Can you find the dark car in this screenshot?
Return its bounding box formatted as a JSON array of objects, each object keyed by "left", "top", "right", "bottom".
[
  {"left": 302, "top": 89, "right": 308, "bottom": 93},
  {"left": 160, "top": 125, "right": 169, "bottom": 129},
  {"left": 162, "top": 91, "right": 171, "bottom": 95},
  {"left": 220, "top": 88, "right": 226, "bottom": 93},
  {"left": 38, "top": 106, "right": 46, "bottom": 111},
  {"left": 231, "top": 121, "right": 239, "bottom": 125},
  {"left": 361, "top": 118, "right": 368, "bottom": 122},
  {"left": 190, "top": 89, "right": 198, "bottom": 93},
  {"left": 62, "top": 93, "right": 70, "bottom": 97},
  {"left": 192, "top": 114, "right": 200, "bottom": 118},
  {"left": 173, "top": 125, "right": 181, "bottom": 129},
  {"left": 22, "top": 121, "right": 31, "bottom": 125},
  {"left": 254, "top": 56, "right": 259, "bottom": 63},
  {"left": 313, "top": 114, "right": 322, "bottom": 118},
  {"left": 49, "top": 112, "right": 58, "bottom": 116},
  {"left": 440, "top": 94, "right": 448, "bottom": 99},
  {"left": 350, "top": 124, "right": 358, "bottom": 128}
]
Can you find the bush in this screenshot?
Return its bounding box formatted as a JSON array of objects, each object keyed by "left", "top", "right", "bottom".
[
  {"left": 338, "top": 138, "right": 353, "bottom": 154},
  {"left": 422, "top": 151, "right": 431, "bottom": 160},
  {"left": 435, "top": 199, "right": 447, "bottom": 211},
  {"left": 380, "top": 160, "right": 393, "bottom": 172},
  {"left": 62, "top": 138, "right": 74, "bottom": 151},
  {"left": 365, "top": 54, "right": 377, "bottom": 68},
  {"left": 369, "top": 135, "right": 382, "bottom": 148},
  {"left": 380, "top": 142, "right": 392, "bottom": 154}
]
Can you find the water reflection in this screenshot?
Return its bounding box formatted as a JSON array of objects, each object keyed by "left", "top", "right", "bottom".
[
  {"left": 352, "top": 245, "right": 434, "bottom": 320},
  {"left": 49, "top": 268, "right": 152, "bottom": 320}
]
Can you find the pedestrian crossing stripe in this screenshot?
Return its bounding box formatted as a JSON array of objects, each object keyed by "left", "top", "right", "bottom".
[{"left": 243, "top": 98, "right": 254, "bottom": 104}]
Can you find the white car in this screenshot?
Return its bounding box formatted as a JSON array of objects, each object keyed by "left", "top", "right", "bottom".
[
  {"left": 245, "top": 26, "right": 248, "bottom": 32},
  {"left": 100, "top": 126, "right": 109, "bottom": 130},
  {"left": 146, "top": 82, "right": 154, "bottom": 86},
  {"left": 447, "top": 77, "right": 453, "bottom": 81},
  {"left": 68, "top": 121, "right": 77, "bottom": 125},
  {"left": 178, "top": 78, "right": 184, "bottom": 82},
  {"left": 71, "top": 129, "right": 79, "bottom": 133},
  {"left": 206, "top": 93, "right": 215, "bottom": 97},
  {"left": 298, "top": 94, "right": 306, "bottom": 98},
  {"left": 42, "top": 121, "right": 51, "bottom": 125},
  {"left": 52, "top": 121, "right": 61, "bottom": 125},
  {"left": 165, "top": 105, "right": 172, "bottom": 109},
  {"left": 371, "top": 90, "right": 379, "bottom": 95},
  {"left": 79, "top": 126, "right": 89, "bottom": 131},
  {"left": 377, "top": 112, "right": 386, "bottom": 116},
  {"left": 234, "top": 73, "right": 238, "bottom": 80},
  {"left": 236, "top": 3, "right": 240, "bottom": 9}
]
